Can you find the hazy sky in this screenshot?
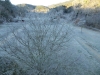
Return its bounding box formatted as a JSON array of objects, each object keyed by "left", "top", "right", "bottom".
[{"left": 10, "top": 0, "right": 69, "bottom": 6}]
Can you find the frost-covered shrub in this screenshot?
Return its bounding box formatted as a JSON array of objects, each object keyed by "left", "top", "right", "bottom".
[
  {"left": 0, "top": 0, "right": 17, "bottom": 22},
  {"left": 1, "top": 13, "right": 72, "bottom": 75},
  {"left": 0, "top": 19, "right": 4, "bottom": 24},
  {"left": 0, "top": 56, "right": 26, "bottom": 75},
  {"left": 86, "top": 13, "right": 100, "bottom": 29}
]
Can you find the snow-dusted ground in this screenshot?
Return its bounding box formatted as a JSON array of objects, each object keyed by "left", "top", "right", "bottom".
[
  {"left": 0, "top": 12, "right": 100, "bottom": 75},
  {"left": 56, "top": 19, "right": 100, "bottom": 75}
]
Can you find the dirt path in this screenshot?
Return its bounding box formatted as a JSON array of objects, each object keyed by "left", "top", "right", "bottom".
[
  {"left": 71, "top": 24, "right": 100, "bottom": 63},
  {"left": 75, "top": 36, "right": 100, "bottom": 63}
]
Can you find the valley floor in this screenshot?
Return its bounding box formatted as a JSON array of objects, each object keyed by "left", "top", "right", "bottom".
[{"left": 0, "top": 13, "right": 100, "bottom": 75}]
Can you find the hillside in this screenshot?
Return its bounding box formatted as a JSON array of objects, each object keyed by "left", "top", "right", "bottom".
[
  {"left": 49, "top": 0, "right": 100, "bottom": 29},
  {"left": 0, "top": 1, "right": 34, "bottom": 23},
  {"left": 0, "top": 0, "right": 19, "bottom": 23},
  {"left": 49, "top": 0, "right": 73, "bottom": 8},
  {"left": 0, "top": 0, "right": 100, "bottom": 75},
  {"left": 49, "top": 0, "right": 100, "bottom": 14},
  {"left": 72, "top": 0, "right": 100, "bottom": 29},
  {"left": 34, "top": 5, "right": 49, "bottom": 13},
  {"left": 17, "top": 4, "right": 36, "bottom": 12},
  {"left": 49, "top": 0, "right": 100, "bottom": 9},
  {"left": 1, "top": 0, "right": 100, "bottom": 29}
]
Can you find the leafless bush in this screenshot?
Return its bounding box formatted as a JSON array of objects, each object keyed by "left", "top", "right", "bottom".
[
  {"left": 0, "top": 15, "right": 72, "bottom": 75},
  {"left": 86, "top": 13, "right": 100, "bottom": 29},
  {"left": 0, "top": 56, "right": 26, "bottom": 75}
]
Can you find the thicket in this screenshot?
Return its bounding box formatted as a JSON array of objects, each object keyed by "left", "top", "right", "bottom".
[
  {"left": 0, "top": 56, "right": 27, "bottom": 75},
  {"left": 71, "top": 0, "right": 100, "bottom": 29},
  {"left": 0, "top": 0, "right": 17, "bottom": 22}
]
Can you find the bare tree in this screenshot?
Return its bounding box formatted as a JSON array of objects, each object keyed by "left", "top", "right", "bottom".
[{"left": 0, "top": 13, "right": 73, "bottom": 75}]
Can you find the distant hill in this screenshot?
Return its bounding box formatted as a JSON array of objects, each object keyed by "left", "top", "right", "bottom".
[
  {"left": 17, "top": 4, "right": 36, "bottom": 12},
  {"left": 49, "top": 0, "right": 100, "bottom": 12},
  {"left": 34, "top": 5, "right": 49, "bottom": 13},
  {"left": 49, "top": 0, "right": 100, "bottom": 8},
  {"left": 72, "top": 0, "right": 100, "bottom": 8},
  {"left": 48, "top": 0, "right": 73, "bottom": 8},
  {"left": 17, "top": 4, "right": 49, "bottom": 13}
]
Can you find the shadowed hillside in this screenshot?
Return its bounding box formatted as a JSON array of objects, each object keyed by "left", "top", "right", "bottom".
[
  {"left": 49, "top": 0, "right": 100, "bottom": 29},
  {"left": 72, "top": 0, "right": 100, "bottom": 29},
  {"left": 1, "top": 0, "right": 100, "bottom": 29},
  {"left": 0, "top": 0, "right": 19, "bottom": 23},
  {"left": 0, "top": 0, "right": 36, "bottom": 24}
]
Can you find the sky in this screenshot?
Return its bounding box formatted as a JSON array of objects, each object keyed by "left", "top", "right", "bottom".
[{"left": 10, "top": 0, "right": 69, "bottom": 6}]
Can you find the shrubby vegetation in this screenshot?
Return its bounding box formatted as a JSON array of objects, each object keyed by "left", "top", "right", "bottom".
[
  {"left": 0, "top": 56, "right": 26, "bottom": 75},
  {"left": 1, "top": 13, "right": 72, "bottom": 75},
  {"left": 0, "top": 0, "right": 18, "bottom": 22},
  {"left": 85, "top": 12, "right": 100, "bottom": 28},
  {"left": 0, "top": 0, "right": 100, "bottom": 74},
  {"left": 0, "top": 0, "right": 28, "bottom": 23},
  {"left": 70, "top": 0, "right": 100, "bottom": 29},
  {"left": 1, "top": 11, "right": 99, "bottom": 75},
  {"left": 49, "top": 0, "right": 100, "bottom": 29}
]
